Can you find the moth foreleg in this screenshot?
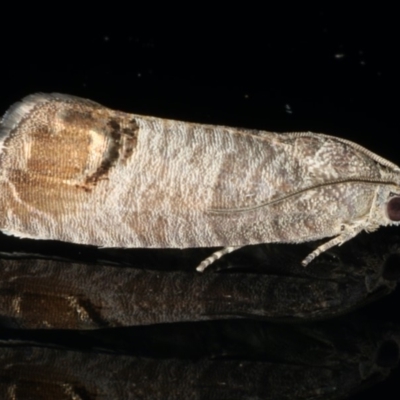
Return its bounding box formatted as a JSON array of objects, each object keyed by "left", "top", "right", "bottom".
[
  {"left": 301, "top": 227, "right": 361, "bottom": 267},
  {"left": 196, "top": 246, "right": 242, "bottom": 272}
]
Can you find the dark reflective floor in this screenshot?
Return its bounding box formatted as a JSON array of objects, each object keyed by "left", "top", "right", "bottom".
[
  {"left": 1, "top": 231, "right": 400, "bottom": 398},
  {"left": 1, "top": 6, "right": 400, "bottom": 398}
]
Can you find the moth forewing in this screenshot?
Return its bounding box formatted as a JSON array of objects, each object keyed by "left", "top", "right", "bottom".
[{"left": 1, "top": 93, "right": 400, "bottom": 270}]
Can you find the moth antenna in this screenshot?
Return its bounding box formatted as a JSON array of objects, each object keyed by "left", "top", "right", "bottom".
[
  {"left": 196, "top": 246, "right": 241, "bottom": 272},
  {"left": 208, "top": 178, "right": 397, "bottom": 214}
]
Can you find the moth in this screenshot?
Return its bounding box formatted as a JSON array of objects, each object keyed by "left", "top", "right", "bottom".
[{"left": 1, "top": 93, "right": 400, "bottom": 271}]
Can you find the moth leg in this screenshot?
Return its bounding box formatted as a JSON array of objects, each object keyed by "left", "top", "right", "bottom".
[
  {"left": 196, "top": 246, "right": 241, "bottom": 272},
  {"left": 301, "top": 229, "right": 360, "bottom": 267}
]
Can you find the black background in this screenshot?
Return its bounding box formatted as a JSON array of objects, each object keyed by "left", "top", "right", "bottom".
[{"left": 1, "top": 5, "right": 399, "bottom": 399}]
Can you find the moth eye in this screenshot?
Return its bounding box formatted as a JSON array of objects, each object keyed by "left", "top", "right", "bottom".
[{"left": 387, "top": 197, "right": 400, "bottom": 221}]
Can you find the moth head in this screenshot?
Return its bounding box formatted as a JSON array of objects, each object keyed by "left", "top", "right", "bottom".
[
  {"left": 376, "top": 185, "right": 400, "bottom": 226},
  {"left": 387, "top": 193, "right": 400, "bottom": 223}
]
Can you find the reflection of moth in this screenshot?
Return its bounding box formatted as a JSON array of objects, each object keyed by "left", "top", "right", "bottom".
[
  {"left": 2, "top": 248, "right": 395, "bottom": 328},
  {"left": 0, "top": 319, "right": 397, "bottom": 399},
  {"left": 1, "top": 93, "right": 400, "bottom": 271}
]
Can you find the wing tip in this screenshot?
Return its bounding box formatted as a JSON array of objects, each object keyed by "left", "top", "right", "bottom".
[{"left": 0, "top": 93, "right": 102, "bottom": 152}]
